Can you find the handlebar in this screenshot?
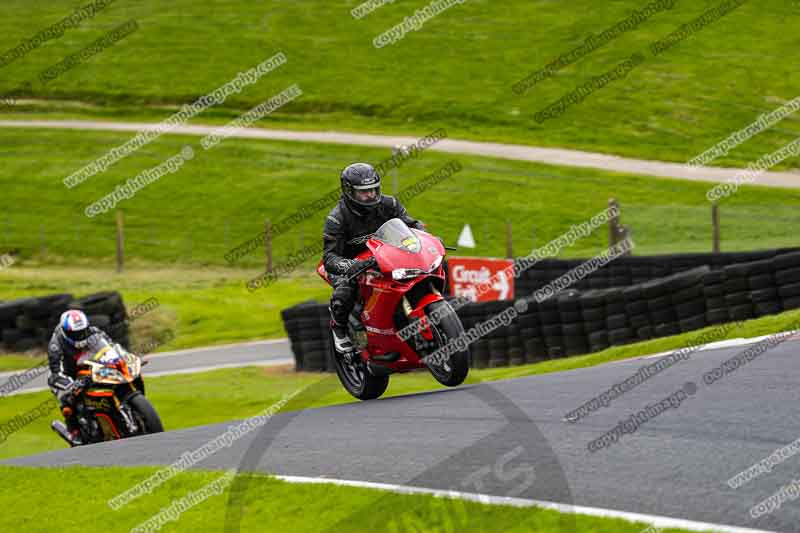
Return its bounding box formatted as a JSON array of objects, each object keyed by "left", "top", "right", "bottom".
[{"left": 350, "top": 257, "right": 378, "bottom": 278}]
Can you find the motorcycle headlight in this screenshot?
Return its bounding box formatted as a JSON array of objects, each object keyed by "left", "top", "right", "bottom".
[
  {"left": 392, "top": 256, "right": 444, "bottom": 281},
  {"left": 392, "top": 268, "right": 426, "bottom": 281},
  {"left": 92, "top": 366, "right": 125, "bottom": 383}
]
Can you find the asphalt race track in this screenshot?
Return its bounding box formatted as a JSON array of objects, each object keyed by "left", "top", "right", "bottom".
[{"left": 6, "top": 340, "right": 800, "bottom": 532}]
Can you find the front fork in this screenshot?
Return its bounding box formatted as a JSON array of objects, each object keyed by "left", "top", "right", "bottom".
[
  {"left": 118, "top": 387, "right": 144, "bottom": 435},
  {"left": 119, "top": 404, "right": 139, "bottom": 434},
  {"left": 404, "top": 289, "right": 444, "bottom": 345}
]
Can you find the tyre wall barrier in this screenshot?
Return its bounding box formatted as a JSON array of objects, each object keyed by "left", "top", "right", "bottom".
[
  {"left": 282, "top": 249, "right": 800, "bottom": 371},
  {"left": 281, "top": 300, "right": 336, "bottom": 372},
  {"left": 513, "top": 247, "right": 799, "bottom": 297},
  {"left": 0, "top": 291, "right": 129, "bottom": 353}
]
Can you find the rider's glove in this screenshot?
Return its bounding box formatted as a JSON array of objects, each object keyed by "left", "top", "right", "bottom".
[
  {"left": 48, "top": 373, "right": 74, "bottom": 392},
  {"left": 71, "top": 375, "right": 90, "bottom": 395},
  {"left": 56, "top": 388, "right": 74, "bottom": 404},
  {"left": 346, "top": 258, "right": 373, "bottom": 278},
  {"left": 335, "top": 258, "right": 357, "bottom": 275}
]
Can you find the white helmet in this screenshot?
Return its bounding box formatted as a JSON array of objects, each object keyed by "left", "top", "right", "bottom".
[{"left": 59, "top": 310, "right": 91, "bottom": 348}]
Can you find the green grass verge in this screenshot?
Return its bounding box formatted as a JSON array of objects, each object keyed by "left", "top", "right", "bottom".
[
  {"left": 2, "top": 307, "right": 798, "bottom": 460},
  {"left": 0, "top": 354, "right": 45, "bottom": 372},
  {"left": 0, "top": 465, "right": 703, "bottom": 532},
  {"left": 0, "top": 0, "right": 799, "bottom": 169},
  {"left": 1, "top": 128, "right": 798, "bottom": 269}
]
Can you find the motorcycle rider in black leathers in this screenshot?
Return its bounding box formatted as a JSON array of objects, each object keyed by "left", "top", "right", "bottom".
[
  {"left": 47, "top": 310, "right": 113, "bottom": 446},
  {"left": 324, "top": 163, "right": 425, "bottom": 355}
]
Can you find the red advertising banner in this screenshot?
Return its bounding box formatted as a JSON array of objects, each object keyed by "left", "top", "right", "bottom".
[{"left": 447, "top": 257, "right": 514, "bottom": 302}]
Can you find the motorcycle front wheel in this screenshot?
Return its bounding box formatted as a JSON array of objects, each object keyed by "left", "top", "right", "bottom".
[
  {"left": 128, "top": 394, "right": 164, "bottom": 434},
  {"left": 329, "top": 329, "right": 389, "bottom": 401},
  {"left": 423, "top": 300, "right": 469, "bottom": 387}
]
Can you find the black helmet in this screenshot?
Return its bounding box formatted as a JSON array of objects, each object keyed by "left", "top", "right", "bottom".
[{"left": 341, "top": 163, "right": 381, "bottom": 215}]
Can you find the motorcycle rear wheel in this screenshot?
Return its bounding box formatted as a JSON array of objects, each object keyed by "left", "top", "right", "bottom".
[
  {"left": 423, "top": 300, "right": 469, "bottom": 387},
  {"left": 128, "top": 394, "right": 164, "bottom": 434},
  {"left": 329, "top": 329, "right": 389, "bottom": 401}
]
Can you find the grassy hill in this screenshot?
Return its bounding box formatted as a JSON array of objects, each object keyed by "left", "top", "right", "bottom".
[
  {"left": 0, "top": 0, "right": 798, "bottom": 168},
  {"left": 2, "top": 128, "right": 799, "bottom": 269}
]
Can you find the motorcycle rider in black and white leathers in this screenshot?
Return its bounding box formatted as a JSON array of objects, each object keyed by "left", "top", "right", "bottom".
[
  {"left": 47, "top": 310, "right": 113, "bottom": 445},
  {"left": 323, "top": 163, "right": 424, "bottom": 355}
]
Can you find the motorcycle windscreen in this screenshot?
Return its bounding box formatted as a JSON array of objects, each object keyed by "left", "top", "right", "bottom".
[{"left": 373, "top": 218, "right": 421, "bottom": 253}]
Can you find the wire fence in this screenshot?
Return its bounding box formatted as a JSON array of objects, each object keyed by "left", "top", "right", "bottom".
[{"left": 2, "top": 201, "right": 798, "bottom": 273}]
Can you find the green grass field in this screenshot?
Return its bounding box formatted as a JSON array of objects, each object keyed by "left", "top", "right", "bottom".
[
  {"left": 1, "top": 128, "right": 798, "bottom": 270},
  {"left": 0, "top": 0, "right": 798, "bottom": 169},
  {"left": 0, "top": 465, "right": 704, "bottom": 532}
]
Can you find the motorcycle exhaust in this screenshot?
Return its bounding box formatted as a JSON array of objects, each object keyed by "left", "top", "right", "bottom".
[{"left": 50, "top": 420, "right": 75, "bottom": 447}]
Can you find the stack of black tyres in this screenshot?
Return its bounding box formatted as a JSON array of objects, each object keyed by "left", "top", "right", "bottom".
[
  {"left": 506, "top": 321, "right": 524, "bottom": 366},
  {"left": 643, "top": 275, "right": 680, "bottom": 338},
  {"left": 517, "top": 303, "right": 546, "bottom": 364},
  {"left": 480, "top": 301, "right": 512, "bottom": 368},
  {"left": 538, "top": 298, "right": 563, "bottom": 358},
  {"left": 581, "top": 289, "right": 610, "bottom": 352},
  {"left": 630, "top": 259, "right": 653, "bottom": 285},
  {"left": 281, "top": 301, "right": 333, "bottom": 372},
  {"left": 649, "top": 258, "right": 672, "bottom": 280},
  {"left": 513, "top": 248, "right": 800, "bottom": 302},
  {"left": 669, "top": 266, "right": 709, "bottom": 333},
  {"left": 470, "top": 336, "right": 490, "bottom": 369},
  {"left": 604, "top": 288, "right": 635, "bottom": 346},
  {"left": 623, "top": 284, "right": 652, "bottom": 341},
  {"left": 557, "top": 290, "right": 588, "bottom": 356},
  {"left": 723, "top": 262, "right": 756, "bottom": 321},
  {"left": 607, "top": 264, "right": 633, "bottom": 288},
  {"left": 745, "top": 259, "right": 782, "bottom": 317},
  {"left": 586, "top": 267, "right": 608, "bottom": 290},
  {"left": 0, "top": 292, "right": 128, "bottom": 352},
  {"left": 0, "top": 297, "right": 44, "bottom": 352},
  {"left": 456, "top": 301, "right": 488, "bottom": 368},
  {"left": 703, "top": 269, "right": 729, "bottom": 325},
  {"left": 775, "top": 252, "right": 800, "bottom": 311}
]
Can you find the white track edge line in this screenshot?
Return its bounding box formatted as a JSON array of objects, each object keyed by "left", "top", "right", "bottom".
[
  {"left": 629, "top": 331, "right": 800, "bottom": 362},
  {"left": 275, "top": 475, "right": 776, "bottom": 533}
]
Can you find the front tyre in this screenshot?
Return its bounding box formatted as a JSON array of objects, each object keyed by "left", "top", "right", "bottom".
[
  {"left": 424, "top": 300, "right": 469, "bottom": 387},
  {"left": 128, "top": 394, "right": 164, "bottom": 434},
  {"left": 329, "top": 330, "right": 389, "bottom": 401}
]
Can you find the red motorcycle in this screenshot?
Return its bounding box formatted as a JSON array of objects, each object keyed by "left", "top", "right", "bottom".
[{"left": 318, "top": 218, "right": 469, "bottom": 400}]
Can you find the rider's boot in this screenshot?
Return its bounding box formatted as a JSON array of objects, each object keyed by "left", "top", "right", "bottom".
[{"left": 331, "top": 319, "right": 355, "bottom": 360}]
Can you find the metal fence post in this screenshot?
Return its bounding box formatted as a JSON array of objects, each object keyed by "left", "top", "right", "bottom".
[{"left": 608, "top": 198, "right": 620, "bottom": 248}]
